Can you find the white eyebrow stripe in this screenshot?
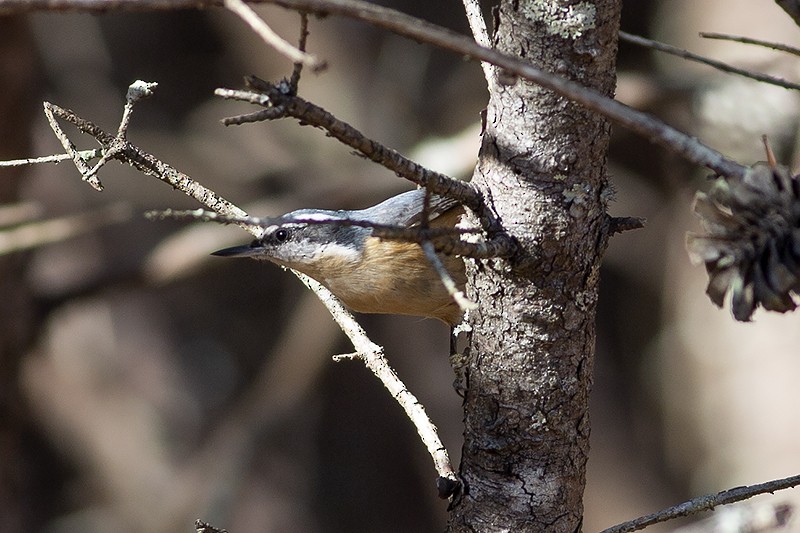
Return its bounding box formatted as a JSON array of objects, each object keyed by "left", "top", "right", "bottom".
[
  {"left": 315, "top": 241, "right": 362, "bottom": 263},
  {"left": 291, "top": 213, "right": 345, "bottom": 223}
]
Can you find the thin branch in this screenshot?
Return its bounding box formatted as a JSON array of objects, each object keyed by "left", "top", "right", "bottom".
[
  {"left": 216, "top": 79, "right": 482, "bottom": 212},
  {"left": 43, "top": 80, "right": 459, "bottom": 498},
  {"left": 461, "top": 0, "right": 494, "bottom": 84},
  {"left": 288, "top": 11, "right": 311, "bottom": 92},
  {"left": 1, "top": 0, "right": 750, "bottom": 180},
  {"left": 421, "top": 240, "right": 477, "bottom": 314},
  {"left": 43, "top": 101, "right": 102, "bottom": 190},
  {"left": 256, "top": 0, "right": 747, "bottom": 181},
  {"left": 195, "top": 519, "right": 227, "bottom": 533},
  {"left": 84, "top": 80, "right": 159, "bottom": 180},
  {"left": 700, "top": 31, "right": 800, "bottom": 57},
  {"left": 619, "top": 31, "right": 800, "bottom": 92},
  {"left": 315, "top": 285, "right": 459, "bottom": 498},
  {"left": 215, "top": 77, "right": 518, "bottom": 260},
  {"left": 43, "top": 98, "right": 252, "bottom": 228},
  {"left": 599, "top": 473, "right": 800, "bottom": 533},
  {"left": 674, "top": 501, "right": 793, "bottom": 533},
  {"left": 223, "top": 0, "right": 325, "bottom": 72},
  {"left": 0, "top": 149, "right": 102, "bottom": 167}
]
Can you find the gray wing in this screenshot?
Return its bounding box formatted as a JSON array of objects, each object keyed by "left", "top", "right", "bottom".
[{"left": 353, "top": 189, "right": 461, "bottom": 227}]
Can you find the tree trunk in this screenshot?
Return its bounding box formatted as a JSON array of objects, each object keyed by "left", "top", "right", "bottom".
[{"left": 448, "top": 1, "right": 621, "bottom": 531}]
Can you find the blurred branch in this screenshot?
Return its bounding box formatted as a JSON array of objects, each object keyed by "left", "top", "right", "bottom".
[
  {"left": 599, "top": 473, "right": 800, "bottom": 533},
  {"left": 258, "top": 0, "right": 749, "bottom": 180},
  {"left": 223, "top": 0, "right": 326, "bottom": 72},
  {"left": 0, "top": 0, "right": 749, "bottom": 180},
  {"left": 43, "top": 91, "right": 250, "bottom": 225},
  {"left": 700, "top": 32, "right": 800, "bottom": 57},
  {"left": 776, "top": 0, "right": 800, "bottom": 28},
  {"left": 619, "top": 31, "right": 800, "bottom": 92},
  {"left": 461, "top": 0, "right": 494, "bottom": 84},
  {"left": 0, "top": 202, "right": 132, "bottom": 255},
  {"left": 674, "top": 501, "right": 793, "bottom": 533}
]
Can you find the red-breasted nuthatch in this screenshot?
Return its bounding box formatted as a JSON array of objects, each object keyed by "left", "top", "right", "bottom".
[{"left": 212, "top": 189, "right": 466, "bottom": 325}]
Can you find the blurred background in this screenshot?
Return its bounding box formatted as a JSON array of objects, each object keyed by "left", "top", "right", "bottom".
[{"left": 1, "top": 1, "right": 800, "bottom": 532}]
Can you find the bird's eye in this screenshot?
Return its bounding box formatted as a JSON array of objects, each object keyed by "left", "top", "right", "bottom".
[{"left": 274, "top": 228, "right": 290, "bottom": 243}]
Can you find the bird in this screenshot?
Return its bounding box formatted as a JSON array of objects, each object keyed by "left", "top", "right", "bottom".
[{"left": 212, "top": 189, "right": 466, "bottom": 325}]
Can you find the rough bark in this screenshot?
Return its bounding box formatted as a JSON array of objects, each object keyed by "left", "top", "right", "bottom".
[{"left": 448, "top": 1, "right": 621, "bottom": 531}]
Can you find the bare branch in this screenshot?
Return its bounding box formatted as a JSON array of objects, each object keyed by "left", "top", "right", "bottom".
[
  {"left": 43, "top": 101, "right": 103, "bottom": 191},
  {"left": 216, "top": 78, "right": 483, "bottom": 211},
  {"left": 619, "top": 31, "right": 800, "bottom": 92},
  {"left": 43, "top": 99, "right": 252, "bottom": 228},
  {"left": 195, "top": 519, "right": 227, "bottom": 533},
  {"left": 288, "top": 11, "right": 311, "bottom": 92},
  {"left": 700, "top": 31, "right": 800, "bottom": 57},
  {"left": 421, "top": 240, "right": 477, "bottom": 314},
  {"left": 599, "top": 473, "right": 800, "bottom": 533},
  {"left": 0, "top": 0, "right": 749, "bottom": 180},
  {"left": 319, "top": 293, "right": 459, "bottom": 498},
  {"left": 674, "top": 501, "right": 793, "bottom": 533},
  {"left": 43, "top": 81, "right": 459, "bottom": 497},
  {"left": 215, "top": 77, "right": 518, "bottom": 259},
  {"left": 255, "top": 0, "right": 747, "bottom": 180},
  {"left": 223, "top": 0, "right": 325, "bottom": 72},
  {"left": 461, "top": 0, "right": 494, "bottom": 84}
]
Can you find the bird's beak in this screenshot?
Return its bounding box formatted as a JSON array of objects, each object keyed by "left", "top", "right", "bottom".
[{"left": 211, "top": 240, "right": 264, "bottom": 258}]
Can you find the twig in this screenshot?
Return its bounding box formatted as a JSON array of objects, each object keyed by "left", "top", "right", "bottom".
[
  {"left": 314, "top": 277, "right": 459, "bottom": 497},
  {"left": 0, "top": 149, "right": 102, "bottom": 167},
  {"left": 700, "top": 31, "right": 800, "bottom": 57},
  {"left": 43, "top": 96, "right": 251, "bottom": 229},
  {"left": 215, "top": 78, "right": 518, "bottom": 259},
  {"left": 216, "top": 80, "right": 482, "bottom": 212},
  {"left": 195, "top": 519, "right": 227, "bottom": 533},
  {"left": 599, "top": 473, "right": 800, "bottom": 533},
  {"left": 223, "top": 0, "right": 325, "bottom": 72},
  {"left": 422, "top": 241, "right": 477, "bottom": 314},
  {"left": 44, "top": 80, "right": 459, "bottom": 499},
  {"left": 2, "top": 0, "right": 750, "bottom": 180},
  {"left": 674, "top": 501, "right": 793, "bottom": 533},
  {"left": 288, "top": 11, "right": 311, "bottom": 92},
  {"left": 84, "top": 80, "right": 159, "bottom": 180},
  {"left": 619, "top": 31, "right": 800, "bottom": 92},
  {"left": 461, "top": 0, "right": 494, "bottom": 84},
  {"left": 256, "top": 0, "right": 748, "bottom": 181},
  {"left": 763, "top": 134, "right": 778, "bottom": 168}
]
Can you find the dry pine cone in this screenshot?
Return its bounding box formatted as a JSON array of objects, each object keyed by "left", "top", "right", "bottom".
[{"left": 687, "top": 163, "right": 800, "bottom": 321}]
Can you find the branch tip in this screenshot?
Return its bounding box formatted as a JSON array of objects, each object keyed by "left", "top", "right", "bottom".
[
  {"left": 609, "top": 216, "right": 646, "bottom": 235},
  {"left": 126, "top": 80, "right": 158, "bottom": 103}
]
